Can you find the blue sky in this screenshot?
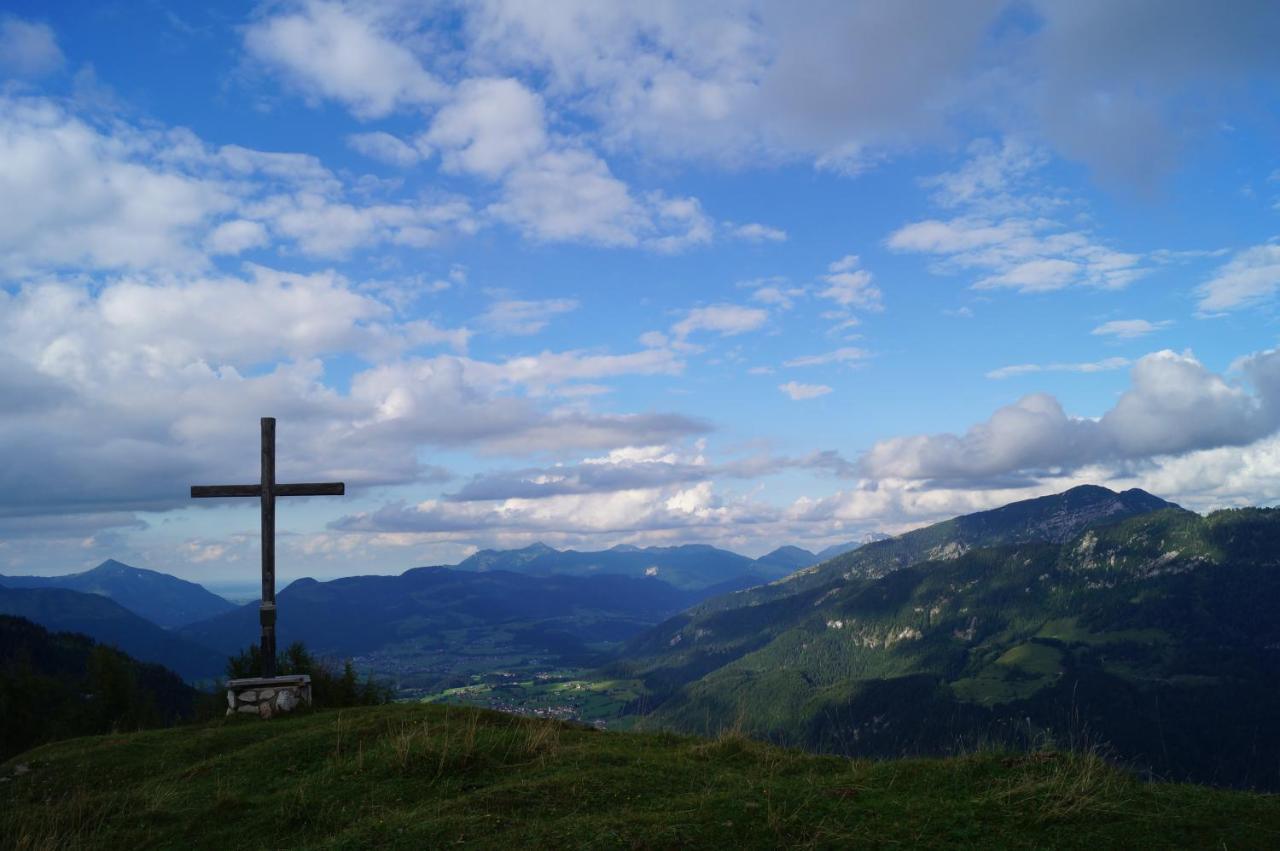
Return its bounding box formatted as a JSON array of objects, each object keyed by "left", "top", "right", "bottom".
[{"left": 2, "top": 1, "right": 1280, "bottom": 582}]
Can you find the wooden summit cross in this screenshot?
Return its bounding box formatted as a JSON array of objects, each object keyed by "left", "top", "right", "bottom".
[{"left": 191, "top": 417, "right": 343, "bottom": 679}]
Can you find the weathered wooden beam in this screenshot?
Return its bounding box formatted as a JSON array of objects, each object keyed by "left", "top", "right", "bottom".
[
  {"left": 261, "top": 417, "right": 276, "bottom": 679},
  {"left": 190, "top": 484, "right": 261, "bottom": 498},
  {"left": 273, "top": 482, "right": 345, "bottom": 497}
]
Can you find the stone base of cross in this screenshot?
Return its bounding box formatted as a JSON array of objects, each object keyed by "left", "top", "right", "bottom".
[
  {"left": 192, "top": 417, "right": 343, "bottom": 680},
  {"left": 226, "top": 674, "right": 312, "bottom": 720}
]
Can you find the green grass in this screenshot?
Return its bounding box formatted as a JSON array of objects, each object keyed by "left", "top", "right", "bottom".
[
  {"left": 996, "top": 642, "right": 1064, "bottom": 676},
  {"left": 2, "top": 703, "right": 1278, "bottom": 849}
]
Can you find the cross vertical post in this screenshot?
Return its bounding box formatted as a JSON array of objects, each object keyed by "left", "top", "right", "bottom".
[
  {"left": 260, "top": 417, "right": 277, "bottom": 678},
  {"left": 191, "top": 417, "right": 344, "bottom": 680}
]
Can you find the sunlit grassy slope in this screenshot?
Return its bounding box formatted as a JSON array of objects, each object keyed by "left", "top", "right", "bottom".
[{"left": 2, "top": 703, "right": 1278, "bottom": 849}]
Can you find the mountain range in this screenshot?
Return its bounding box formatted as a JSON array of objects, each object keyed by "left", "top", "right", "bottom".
[
  {"left": 0, "top": 541, "right": 858, "bottom": 691},
  {"left": 447, "top": 541, "right": 844, "bottom": 588},
  {"left": 9, "top": 485, "right": 1280, "bottom": 789},
  {"left": 610, "top": 486, "right": 1280, "bottom": 788}
]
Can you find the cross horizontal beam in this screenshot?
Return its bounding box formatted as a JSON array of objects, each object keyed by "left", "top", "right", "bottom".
[
  {"left": 276, "top": 482, "right": 345, "bottom": 497},
  {"left": 191, "top": 482, "right": 344, "bottom": 498},
  {"left": 191, "top": 484, "right": 260, "bottom": 498}
]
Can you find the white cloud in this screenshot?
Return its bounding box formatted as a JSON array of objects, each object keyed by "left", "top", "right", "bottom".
[
  {"left": 0, "top": 16, "right": 64, "bottom": 77},
  {"left": 1091, "top": 319, "right": 1172, "bottom": 339},
  {"left": 425, "top": 77, "right": 548, "bottom": 178},
  {"left": 243, "top": 1, "right": 446, "bottom": 118},
  {"left": 240, "top": 192, "right": 473, "bottom": 257},
  {"left": 489, "top": 147, "right": 649, "bottom": 246},
  {"left": 779, "top": 381, "right": 832, "bottom": 400},
  {"left": 783, "top": 347, "right": 869, "bottom": 368},
  {"left": 986, "top": 357, "right": 1130, "bottom": 379},
  {"left": 888, "top": 216, "right": 1145, "bottom": 293},
  {"left": 672, "top": 304, "right": 768, "bottom": 340},
  {"left": 478, "top": 298, "right": 579, "bottom": 336},
  {"left": 1195, "top": 244, "right": 1280, "bottom": 312},
  {"left": 0, "top": 274, "right": 707, "bottom": 520},
  {"left": 864, "top": 349, "right": 1280, "bottom": 481},
  {"left": 461, "top": 1, "right": 1005, "bottom": 169},
  {"left": 204, "top": 219, "right": 270, "bottom": 255},
  {"left": 820, "top": 255, "right": 882, "bottom": 309},
  {"left": 748, "top": 281, "right": 805, "bottom": 310},
  {"left": 346, "top": 131, "right": 423, "bottom": 166},
  {"left": 0, "top": 93, "right": 484, "bottom": 275},
  {"left": 923, "top": 138, "right": 1051, "bottom": 213},
  {"left": 730, "top": 222, "right": 787, "bottom": 242},
  {"left": 0, "top": 96, "right": 233, "bottom": 276}
]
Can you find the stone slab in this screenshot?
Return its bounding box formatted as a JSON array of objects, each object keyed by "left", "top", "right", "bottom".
[{"left": 227, "top": 675, "right": 311, "bottom": 688}]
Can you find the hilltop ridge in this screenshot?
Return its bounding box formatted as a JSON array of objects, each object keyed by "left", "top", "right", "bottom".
[{"left": 2, "top": 703, "right": 1277, "bottom": 848}]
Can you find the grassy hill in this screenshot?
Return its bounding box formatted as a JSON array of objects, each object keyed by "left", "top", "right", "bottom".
[{"left": 2, "top": 703, "right": 1277, "bottom": 849}]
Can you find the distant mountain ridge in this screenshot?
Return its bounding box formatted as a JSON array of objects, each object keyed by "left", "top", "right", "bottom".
[
  {"left": 0, "top": 559, "right": 235, "bottom": 629},
  {"left": 451, "top": 542, "right": 791, "bottom": 589}
]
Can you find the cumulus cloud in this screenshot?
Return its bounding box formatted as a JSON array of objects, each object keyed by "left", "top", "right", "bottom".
[
  {"left": 457, "top": 2, "right": 1280, "bottom": 187},
  {"left": 425, "top": 77, "right": 548, "bottom": 178},
  {"left": 779, "top": 381, "right": 832, "bottom": 400},
  {"left": 462, "top": 1, "right": 1005, "bottom": 168},
  {"left": 0, "top": 16, "right": 64, "bottom": 77},
  {"left": 863, "top": 349, "right": 1280, "bottom": 482},
  {"left": 0, "top": 270, "right": 705, "bottom": 519},
  {"left": 0, "top": 94, "right": 480, "bottom": 275},
  {"left": 243, "top": 0, "right": 446, "bottom": 118},
  {"left": 0, "top": 96, "right": 232, "bottom": 276}
]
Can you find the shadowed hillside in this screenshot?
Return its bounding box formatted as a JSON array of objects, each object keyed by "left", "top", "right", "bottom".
[{"left": 0, "top": 586, "right": 226, "bottom": 681}]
